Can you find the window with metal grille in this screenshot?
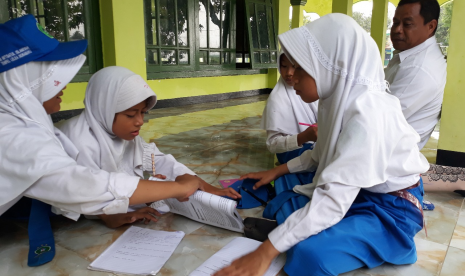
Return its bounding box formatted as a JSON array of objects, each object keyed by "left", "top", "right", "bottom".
[
  {"left": 144, "top": 0, "right": 277, "bottom": 76},
  {"left": 0, "top": 0, "right": 103, "bottom": 82}
]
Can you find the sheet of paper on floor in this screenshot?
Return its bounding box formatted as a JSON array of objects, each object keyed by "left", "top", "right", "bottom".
[
  {"left": 189, "top": 237, "right": 286, "bottom": 276},
  {"left": 88, "top": 226, "right": 184, "bottom": 275}
]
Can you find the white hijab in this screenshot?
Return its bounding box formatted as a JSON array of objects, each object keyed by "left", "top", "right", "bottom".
[
  {"left": 59, "top": 66, "right": 157, "bottom": 176},
  {"left": 0, "top": 55, "right": 86, "bottom": 212},
  {"left": 260, "top": 52, "right": 318, "bottom": 135},
  {"left": 280, "top": 14, "right": 429, "bottom": 189}
]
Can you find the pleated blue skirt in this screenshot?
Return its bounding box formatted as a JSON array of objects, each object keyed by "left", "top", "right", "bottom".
[
  {"left": 275, "top": 143, "right": 314, "bottom": 165},
  {"left": 266, "top": 153, "right": 424, "bottom": 275}
]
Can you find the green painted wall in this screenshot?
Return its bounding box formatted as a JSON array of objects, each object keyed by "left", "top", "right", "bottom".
[
  {"left": 437, "top": 0, "right": 465, "bottom": 153},
  {"left": 147, "top": 74, "right": 270, "bottom": 100},
  {"left": 371, "top": 0, "right": 389, "bottom": 61}
]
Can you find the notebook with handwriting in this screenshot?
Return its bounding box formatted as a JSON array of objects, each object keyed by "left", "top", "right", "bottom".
[{"left": 88, "top": 226, "right": 184, "bottom": 275}]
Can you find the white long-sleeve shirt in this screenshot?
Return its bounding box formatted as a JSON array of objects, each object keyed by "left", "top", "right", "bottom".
[
  {"left": 266, "top": 130, "right": 305, "bottom": 154},
  {"left": 269, "top": 150, "right": 420, "bottom": 252},
  {"left": 19, "top": 139, "right": 195, "bottom": 220},
  {"left": 384, "top": 37, "right": 447, "bottom": 149}
]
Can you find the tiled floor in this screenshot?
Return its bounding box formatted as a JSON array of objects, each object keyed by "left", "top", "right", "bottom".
[{"left": 1, "top": 95, "right": 464, "bottom": 276}]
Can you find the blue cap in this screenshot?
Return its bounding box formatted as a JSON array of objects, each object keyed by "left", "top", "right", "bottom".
[{"left": 0, "top": 14, "right": 88, "bottom": 73}]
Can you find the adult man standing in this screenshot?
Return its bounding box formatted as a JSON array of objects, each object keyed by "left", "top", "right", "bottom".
[{"left": 385, "top": 0, "right": 446, "bottom": 150}]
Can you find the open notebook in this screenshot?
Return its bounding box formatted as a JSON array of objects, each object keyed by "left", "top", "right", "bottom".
[{"left": 88, "top": 226, "right": 184, "bottom": 275}]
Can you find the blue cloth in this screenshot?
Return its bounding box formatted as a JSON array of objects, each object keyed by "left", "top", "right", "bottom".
[
  {"left": 276, "top": 143, "right": 313, "bottom": 165},
  {"left": 27, "top": 199, "right": 55, "bottom": 267},
  {"left": 266, "top": 175, "right": 424, "bottom": 276},
  {"left": 264, "top": 173, "right": 312, "bottom": 224},
  {"left": 0, "top": 14, "right": 87, "bottom": 72},
  {"left": 266, "top": 143, "right": 315, "bottom": 224},
  {"left": 227, "top": 179, "right": 272, "bottom": 209},
  {"left": 0, "top": 197, "right": 56, "bottom": 267}
]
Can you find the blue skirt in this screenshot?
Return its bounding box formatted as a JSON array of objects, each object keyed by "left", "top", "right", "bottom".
[
  {"left": 266, "top": 170, "right": 424, "bottom": 275},
  {"left": 276, "top": 143, "right": 314, "bottom": 165}
]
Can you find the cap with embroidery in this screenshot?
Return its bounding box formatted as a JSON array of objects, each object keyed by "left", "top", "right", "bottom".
[{"left": 0, "top": 14, "right": 87, "bottom": 73}]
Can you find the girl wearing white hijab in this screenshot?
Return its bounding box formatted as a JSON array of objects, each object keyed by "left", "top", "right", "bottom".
[
  {"left": 215, "top": 14, "right": 429, "bottom": 276},
  {"left": 0, "top": 54, "right": 203, "bottom": 266},
  {"left": 261, "top": 52, "right": 318, "bottom": 163},
  {"left": 59, "top": 66, "right": 241, "bottom": 228},
  {"left": 0, "top": 57, "right": 201, "bottom": 218}
]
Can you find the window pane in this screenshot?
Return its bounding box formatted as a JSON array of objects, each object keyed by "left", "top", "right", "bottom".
[
  {"left": 256, "top": 4, "right": 269, "bottom": 49},
  {"left": 8, "top": 1, "right": 28, "bottom": 18},
  {"left": 244, "top": 53, "right": 250, "bottom": 63},
  {"left": 147, "top": 49, "right": 159, "bottom": 65},
  {"left": 210, "top": 51, "right": 220, "bottom": 64},
  {"left": 222, "top": 52, "right": 229, "bottom": 64},
  {"left": 221, "top": 0, "right": 231, "bottom": 48},
  {"left": 248, "top": 3, "right": 259, "bottom": 49},
  {"left": 40, "top": 0, "right": 66, "bottom": 41},
  {"left": 270, "top": 51, "right": 277, "bottom": 63},
  {"left": 146, "top": 18, "right": 157, "bottom": 45},
  {"left": 209, "top": 1, "right": 221, "bottom": 48},
  {"left": 253, "top": 52, "right": 260, "bottom": 63},
  {"left": 67, "top": 0, "right": 86, "bottom": 41},
  {"left": 177, "top": 0, "right": 188, "bottom": 46},
  {"left": 145, "top": 0, "right": 157, "bottom": 45},
  {"left": 179, "top": 50, "right": 189, "bottom": 64},
  {"left": 260, "top": 52, "right": 269, "bottom": 63},
  {"left": 199, "top": 51, "right": 208, "bottom": 64},
  {"left": 267, "top": 6, "right": 276, "bottom": 50},
  {"left": 67, "top": 0, "right": 87, "bottom": 66},
  {"left": 159, "top": 0, "right": 176, "bottom": 46},
  {"left": 235, "top": 53, "right": 243, "bottom": 63},
  {"left": 199, "top": 1, "right": 208, "bottom": 48},
  {"left": 161, "top": 49, "right": 176, "bottom": 65}
]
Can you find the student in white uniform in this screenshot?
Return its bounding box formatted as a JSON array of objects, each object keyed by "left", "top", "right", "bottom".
[
  {"left": 385, "top": 0, "right": 459, "bottom": 196},
  {"left": 58, "top": 66, "right": 241, "bottom": 228},
  {"left": 0, "top": 15, "right": 200, "bottom": 266},
  {"left": 215, "top": 14, "right": 429, "bottom": 276},
  {"left": 385, "top": 0, "right": 446, "bottom": 151},
  {"left": 261, "top": 52, "right": 318, "bottom": 164}
]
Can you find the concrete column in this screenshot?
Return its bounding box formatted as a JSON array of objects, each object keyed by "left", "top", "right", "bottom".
[
  {"left": 332, "top": 0, "right": 352, "bottom": 17},
  {"left": 370, "top": 0, "right": 389, "bottom": 61},
  {"left": 99, "top": 0, "right": 147, "bottom": 79},
  {"left": 291, "top": 1, "right": 307, "bottom": 29},
  {"left": 437, "top": 0, "right": 465, "bottom": 166}
]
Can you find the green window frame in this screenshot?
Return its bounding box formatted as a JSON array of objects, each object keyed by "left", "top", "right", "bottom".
[
  {"left": 244, "top": 0, "right": 278, "bottom": 69},
  {"left": 144, "top": 0, "right": 236, "bottom": 74},
  {"left": 196, "top": 0, "right": 236, "bottom": 70},
  {"left": 144, "top": 0, "right": 196, "bottom": 73},
  {"left": 143, "top": 0, "right": 277, "bottom": 77},
  {"left": 1, "top": 0, "right": 103, "bottom": 82}
]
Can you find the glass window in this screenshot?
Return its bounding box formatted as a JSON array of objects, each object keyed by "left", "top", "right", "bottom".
[
  {"left": 2, "top": 0, "right": 103, "bottom": 80},
  {"left": 144, "top": 0, "right": 194, "bottom": 73},
  {"left": 144, "top": 0, "right": 276, "bottom": 75},
  {"left": 244, "top": 0, "right": 277, "bottom": 69},
  {"left": 198, "top": 0, "right": 235, "bottom": 69}
]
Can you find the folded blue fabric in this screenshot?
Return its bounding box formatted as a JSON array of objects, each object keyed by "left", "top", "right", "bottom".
[{"left": 225, "top": 178, "right": 271, "bottom": 209}]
